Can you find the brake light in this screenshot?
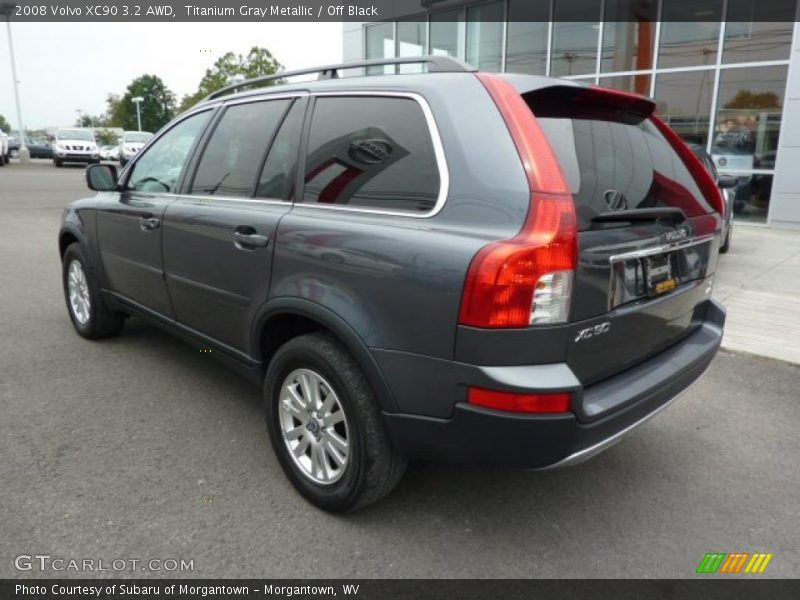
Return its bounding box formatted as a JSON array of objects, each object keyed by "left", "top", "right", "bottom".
[
  {"left": 649, "top": 114, "right": 725, "bottom": 217},
  {"left": 468, "top": 387, "right": 571, "bottom": 414},
  {"left": 476, "top": 73, "right": 568, "bottom": 194},
  {"left": 458, "top": 74, "right": 577, "bottom": 328}
]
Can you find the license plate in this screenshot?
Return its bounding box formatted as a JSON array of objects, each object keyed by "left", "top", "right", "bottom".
[{"left": 644, "top": 254, "right": 676, "bottom": 296}]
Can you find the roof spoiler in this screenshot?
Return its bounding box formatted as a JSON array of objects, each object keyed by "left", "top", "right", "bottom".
[{"left": 521, "top": 84, "right": 656, "bottom": 125}]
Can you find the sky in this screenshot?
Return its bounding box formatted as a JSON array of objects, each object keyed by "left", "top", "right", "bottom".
[{"left": 0, "top": 22, "right": 343, "bottom": 130}]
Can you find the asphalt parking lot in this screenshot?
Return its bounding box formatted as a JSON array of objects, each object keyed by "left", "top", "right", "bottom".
[{"left": 1, "top": 160, "right": 799, "bottom": 578}]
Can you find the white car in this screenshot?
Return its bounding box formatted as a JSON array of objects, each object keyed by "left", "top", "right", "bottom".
[
  {"left": 0, "top": 132, "right": 9, "bottom": 166},
  {"left": 119, "top": 131, "right": 154, "bottom": 166},
  {"left": 53, "top": 128, "right": 100, "bottom": 167},
  {"left": 99, "top": 145, "right": 119, "bottom": 161}
]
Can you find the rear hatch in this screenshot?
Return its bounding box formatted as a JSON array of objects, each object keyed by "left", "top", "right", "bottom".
[{"left": 522, "top": 83, "right": 722, "bottom": 388}]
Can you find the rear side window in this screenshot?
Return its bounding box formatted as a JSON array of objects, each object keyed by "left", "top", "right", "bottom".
[
  {"left": 256, "top": 99, "right": 305, "bottom": 200},
  {"left": 534, "top": 101, "right": 714, "bottom": 230},
  {"left": 191, "top": 99, "right": 290, "bottom": 197},
  {"left": 302, "top": 96, "right": 441, "bottom": 213}
]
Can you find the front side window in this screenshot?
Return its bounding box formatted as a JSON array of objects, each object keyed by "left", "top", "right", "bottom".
[
  {"left": 128, "top": 111, "right": 211, "bottom": 193},
  {"left": 190, "top": 99, "right": 290, "bottom": 197},
  {"left": 302, "top": 96, "right": 441, "bottom": 214}
]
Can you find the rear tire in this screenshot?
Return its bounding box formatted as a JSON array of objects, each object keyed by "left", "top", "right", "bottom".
[
  {"left": 264, "top": 332, "right": 406, "bottom": 512},
  {"left": 62, "top": 243, "right": 124, "bottom": 339}
]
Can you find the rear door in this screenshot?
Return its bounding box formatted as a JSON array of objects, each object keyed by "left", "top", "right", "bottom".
[
  {"left": 523, "top": 84, "right": 721, "bottom": 386},
  {"left": 161, "top": 96, "right": 306, "bottom": 355},
  {"left": 96, "top": 110, "right": 212, "bottom": 317}
]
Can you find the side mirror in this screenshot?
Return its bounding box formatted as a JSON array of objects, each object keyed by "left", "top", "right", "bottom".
[
  {"left": 717, "top": 174, "right": 738, "bottom": 189},
  {"left": 86, "top": 164, "right": 118, "bottom": 192}
]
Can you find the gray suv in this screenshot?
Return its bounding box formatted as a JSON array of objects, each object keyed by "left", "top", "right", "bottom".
[{"left": 58, "top": 57, "right": 725, "bottom": 511}]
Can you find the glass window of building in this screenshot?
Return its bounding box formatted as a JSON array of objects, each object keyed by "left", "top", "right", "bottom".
[
  {"left": 430, "top": 10, "right": 465, "bottom": 59},
  {"left": 601, "top": 0, "right": 657, "bottom": 73},
  {"left": 654, "top": 70, "right": 715, "bottom": 147},
  {"left": 723, "top": 21, "right": 792, "bottom": 64},
  {"left": 397, "top": 20, "right": 426, "bottom": 55},
  {"left": 397, "top": 19, "right": 428, "bottom": 73},
  {"left": 658, "top": 1, "right": 723, "bottom": 69},
  {"left": 365, "top": 22, "right": 395, "bottom": 74},
  {"left": 599, "top": 73, "right": 652, "bottom": 95},
  {"left": 466, "top": 2, "right": 504, "bottom": 72},
  {"left": 711, "top": 65, "right": 786, "bottom": 223},
  {"left": 551, "top": 0, "right": 602, "bottom": 77},
  {"left": 506, "top": 1, "right": 549, "bottom": 75}
]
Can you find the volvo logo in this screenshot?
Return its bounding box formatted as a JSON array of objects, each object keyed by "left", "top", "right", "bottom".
[
  {"left": 664, "top": 228, "right": 690, "bottom": 242},
  {"left": 348, "top": 138, "right": 393, "bottom": 165},
  {"left": 604, "top": 190, "right": 628, "bottom": 211}
]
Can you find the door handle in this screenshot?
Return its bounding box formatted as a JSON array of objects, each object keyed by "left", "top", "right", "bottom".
[
  {"left": 233, "top": 231, "right": 270, "bottom": 249},
  {"left": 139, "top": 216, "right": 160, "bottom": 231}
]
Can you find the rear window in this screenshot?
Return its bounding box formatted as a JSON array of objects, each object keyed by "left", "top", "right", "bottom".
[{"left": 534, "top": 105, "right": 714, "bottom": 231}]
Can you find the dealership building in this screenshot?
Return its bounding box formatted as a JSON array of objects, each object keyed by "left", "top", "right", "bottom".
[{"left": 344, "top": 2, "right": 800, "bottom": 229}]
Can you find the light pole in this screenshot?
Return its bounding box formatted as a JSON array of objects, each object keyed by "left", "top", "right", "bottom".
[
  {"left": 131, "top": 96, "right": 144, "bottom": 131},
  {"left": 5, "top": 16, "right": 29, "bottom": 162}
]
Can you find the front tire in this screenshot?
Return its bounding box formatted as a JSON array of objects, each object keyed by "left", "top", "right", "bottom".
[
  {"left": 54, "top": 158, "right": 63, "bottom": 168},
  {"left": 62, "top": 243, "right": 124, "bottom": 339},
  {"left": 265, "top": 332, "right": 406, "bottom": 512}
]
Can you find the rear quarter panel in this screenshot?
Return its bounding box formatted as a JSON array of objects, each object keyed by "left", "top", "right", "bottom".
[{"left": 269, "top": 74, "right": 531, "bottom": 359}]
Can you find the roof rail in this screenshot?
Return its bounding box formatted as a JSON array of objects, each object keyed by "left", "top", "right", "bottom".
[{"left": 203, "top": 55, "right": 477, "bottom": 101}]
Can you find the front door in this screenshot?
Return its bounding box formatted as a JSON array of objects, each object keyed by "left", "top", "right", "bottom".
[
  {"left": 162, "top": 97, "right": 306, "bottom": 354},
  {"left": 96, "top": 110, "right": 213, "bottom": 317}
]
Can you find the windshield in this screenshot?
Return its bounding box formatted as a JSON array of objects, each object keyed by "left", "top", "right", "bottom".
[
  {"left": 124, "top": 132, "right": 153, "bottom": 143},
  {"left": 57, "top": 129, "right": 95, "bottom": 142}
]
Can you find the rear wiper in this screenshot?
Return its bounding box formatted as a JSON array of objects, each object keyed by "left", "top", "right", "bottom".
[{"left": 591, "top": 207, "right": 686, "bottom": 225}]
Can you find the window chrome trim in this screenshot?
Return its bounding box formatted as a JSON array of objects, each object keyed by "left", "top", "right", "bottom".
[
  {"left": 296, "top": 90, "right": 450, "bottom": 219},
  {"left": 608, "top": 234, "right": 717, "bottom": 264},
  {"left": 221, "top": 91, "right": 309, "bottom": 107}
]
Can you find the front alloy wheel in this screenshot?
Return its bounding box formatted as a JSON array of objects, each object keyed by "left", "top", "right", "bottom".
[
  {"left": 67, "top": 259, "right": 91, "bottom": 325},
  {"left": 278, "top": 368, "right": 350, "bottom": 485}
]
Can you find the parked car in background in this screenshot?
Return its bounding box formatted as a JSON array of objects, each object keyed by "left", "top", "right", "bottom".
[
  {"left": 0, "top": 132, "right": 9, "bottom": 165},
  {"left": 8, "top": 135, "right": 20, "bottom": 159},
  {"left": 689, "top": 143, "right": 736, "bottom": 253},
  {"left": 9, "top": 138, "right": 54, "bottom": 159},
  {"left": 28, "top": 139, "right": 54, "bottom": 159},
  {"left": 100, "top": 145, "right": 119, "bottom": 161},
  {"left": 59, "top": 57, "right": 727, "bottom": 511},
  {"left": 119, "top": 131, "right": 153, "bottom": 166},
  {"left": 53, "top": 129, "right": 100, "bottom": 167}
]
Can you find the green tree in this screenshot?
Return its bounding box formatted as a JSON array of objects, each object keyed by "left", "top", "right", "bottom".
[
  {"left": 179, "top": 47, "right": 283, "bottom": 112},
  {"left": 0, "top": 114, "right": 11, "bottom": 134},
  {"left": 724, "top": 90, "right": 782, "bottom": 110},
  {"left": 75, "top": 113, "right": 109, "bottom": 128},
  {"left": 94, "top": 129, "right": 118, "bottom": 146},
  {"left": 108, "top": 75, "right": 177, "bottom": 133}
]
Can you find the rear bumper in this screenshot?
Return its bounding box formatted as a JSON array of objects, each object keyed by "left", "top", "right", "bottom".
[{"left": 381, "top": 300, "right": 725, "bottom": 469}]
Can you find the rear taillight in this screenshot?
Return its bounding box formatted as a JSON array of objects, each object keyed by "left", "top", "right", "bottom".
[
  {"left": 458, "top": 74, "right": 577, "bottom": 329},
  {"left": 468, "top": 387, "right": 571, "bottom": 413},
  {"left": 650, "top": 114, "right": 726, "bottom": 217}
]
